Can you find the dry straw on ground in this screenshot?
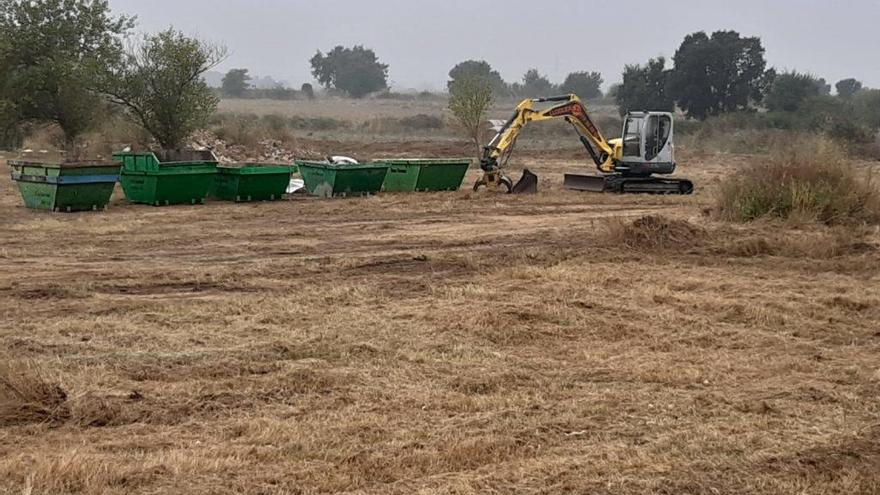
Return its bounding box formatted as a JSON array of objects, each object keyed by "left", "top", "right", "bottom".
[
  {"left": 0, "top": 360, "right": 68, "bottom": 426},
  {"left": 1, "top": 144, "right": 879, "bottom": 494}
]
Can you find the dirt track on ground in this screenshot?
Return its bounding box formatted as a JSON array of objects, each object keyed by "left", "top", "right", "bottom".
[{"left": 1, "top": 151, "right": 879, "bottom": 494}]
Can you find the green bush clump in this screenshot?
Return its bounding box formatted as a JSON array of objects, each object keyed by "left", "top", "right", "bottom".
[{"left": 717, "top": 135, "right": 880, "bottom": 225}]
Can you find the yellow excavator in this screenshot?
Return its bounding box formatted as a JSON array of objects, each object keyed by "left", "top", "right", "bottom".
[{"left": 473, "top": 94, "right": 694, "bottom": 194}]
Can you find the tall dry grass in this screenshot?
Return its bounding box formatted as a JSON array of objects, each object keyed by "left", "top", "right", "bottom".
[{"left": 717, "top": 134, "right": 880, "bottom": 225}]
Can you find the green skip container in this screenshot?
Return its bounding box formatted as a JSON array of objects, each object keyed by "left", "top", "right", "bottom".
[
  {"left": 380, "top": 158, "right": 471, "bottom": 192},
  {"left": 114, "top": 150, "right": 218, "bottom": 206},
  {"left": 295, "top": 160, "right": 388, "bottom": 198},
  {"left": 212, "top": 163, "right": 295, "bottom": 202},
  {"left": 9, "top": 160, "right": 121, "bottom": 212}
]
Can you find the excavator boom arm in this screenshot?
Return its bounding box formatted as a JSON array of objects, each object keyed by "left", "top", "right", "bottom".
[{"left": 482, "top": 95, "right": 617, "bottom": 174}]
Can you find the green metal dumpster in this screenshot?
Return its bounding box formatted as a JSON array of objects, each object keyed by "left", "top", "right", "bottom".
[
  {"left": 295, "top": 160, "right": 388, "bottom": 198},
  {"left": 379, "top": 158, "right": 471, "bottom": 192},
  {"left": 9, "top": 160, "right": 121, "bottom": 212},
  {"left": 114, "top": 150, "right": 218, "bottom": 206},
  {"left": 212, "top": 163, "right": 295, "bottom": 202}
]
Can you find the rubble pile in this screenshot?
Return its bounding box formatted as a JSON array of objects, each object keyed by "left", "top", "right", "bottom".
[{"left": 188, "top": 130, "right": 322, "bottom": 163}]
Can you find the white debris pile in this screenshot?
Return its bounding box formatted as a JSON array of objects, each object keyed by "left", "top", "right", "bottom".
[{"left": 188, "top": 130, "right": 322, "bottom": 163}]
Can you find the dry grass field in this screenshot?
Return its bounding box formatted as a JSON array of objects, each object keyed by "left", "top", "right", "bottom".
[
  {"left": 218, "top": 97, "right": 621, "bottom": 123},
  {"left": 1, "top": 140, "right": 879, "bottom": 494},
  {"left": 219, "top": 97, "right": 453, "bottom": 121}
]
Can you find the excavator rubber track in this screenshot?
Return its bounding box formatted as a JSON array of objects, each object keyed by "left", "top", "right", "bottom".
[{"left": 564, "top": 174, "right": 694, "bottom": 195}]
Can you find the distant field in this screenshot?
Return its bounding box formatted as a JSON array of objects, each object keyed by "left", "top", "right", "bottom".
[
  {"left": 214, "top": 97, "right": 624, "bottom": 151},
  {"left": 218, "top": 97, "right": 621, "bottom": 122}
]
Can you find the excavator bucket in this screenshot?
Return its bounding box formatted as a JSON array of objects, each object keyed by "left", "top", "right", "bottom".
[
  {"left": 564, "top": 173, "right": 608, "bottom": 193},
  {"left": 511, "top": 169, "right": 538, "bottom": 194}
]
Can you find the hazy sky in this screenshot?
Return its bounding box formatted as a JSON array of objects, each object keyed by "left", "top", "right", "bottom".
[{"left": 109, "top": 0, "right": 880, "bottom": 91}]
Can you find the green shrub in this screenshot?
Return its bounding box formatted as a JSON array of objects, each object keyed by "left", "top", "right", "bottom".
[
  {"left": 765, "top": 72, "right": 830, "bottom": 112},
  {"left": 683, "top": 107, "right": 876, "bottom": 154},
  {"left": 854, "top": 89, "right": 880, "bottom": 129},
  {"left": 678, "top": 112, "right": 778, "bottom": 154},
  {"left": 717, "top": 135, "right": 880, "bottom": 225},
  {"left": 795, "top": 95, "right": 873, "bottom": 144}
]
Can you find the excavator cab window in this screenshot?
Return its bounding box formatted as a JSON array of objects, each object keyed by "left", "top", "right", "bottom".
[
  {"left": 622, "top": 116, "right": 642, "bottom": 157},
  {"left": 645, "top": 114, "right": 672, "bottom": 161}
]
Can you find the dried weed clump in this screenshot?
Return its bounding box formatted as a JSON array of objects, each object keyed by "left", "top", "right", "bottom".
[
  {"left": 0, "top": 361, "right": 133, "bottom": 428},
  {"left": 0, "top": 360, "right": 68, "bottom": 426},
  {"left": 717, "top": 134, "right": 880, "bottom": 225},
  {"left": 605, "top": 215, "right": 706, "bottom": 250}
]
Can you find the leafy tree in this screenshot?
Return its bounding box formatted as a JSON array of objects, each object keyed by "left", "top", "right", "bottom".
[
  {"left": 448, "top": 75, "right": 493, "bottom": 158},
  {"left": 0, "top": 0, "right": 133, "bottom": 154},
  {"left": 616, "top": 57, "right": 674, "bottom": 116},
  {"left": 606, "top": 83, "right": 621, "bottom": 100},
  {"left": 854, "top": 89, "right": 880, "bottom": 129},
  {"left": 0, "top": 100, "right": 23, "bottom": 150},
  {"left": 669, "top": 30, "right": 770, "bottom": 120},
  {"left": 765, "top": 71, "right": 830, "bottom": 112},
  {"left": 789, "top": 95, "right": 872, "bottom": 144},
  {"left": 448, "top": 60, "right": 508, "bottom": 96},
  {"left": 310, "top": 45, "right": 388, "bottom": 98},
  {"left": 560, "top": 71, "right": 603, "bottom": 100},
  {"left": 836, "top": 78, "right": 863, "bottom": 99},
  {"left": 300, "top": 82, "right": 315, "bottom": 99},
  {"left": 514, "top": 69, "right": 555, "bottom": 98},
  {"left": 0, "top": 34, "right": 22, "bottom": 149},
  {"left": 221, "top": 69, "right": 251, "bottom": 98},
  {"left": 100, "top": 29, "right": 227, "bottom": 150}
]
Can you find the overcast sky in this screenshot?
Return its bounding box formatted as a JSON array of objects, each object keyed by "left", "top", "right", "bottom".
[{"left": 109, "top": 0, "right": 880, "bottom": 91}]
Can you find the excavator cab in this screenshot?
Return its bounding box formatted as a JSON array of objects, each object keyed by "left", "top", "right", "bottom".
[
  {"left": 566, "top": 110, "right": 691, "bottom": 193},
  {"left": 616, "top": 112, "right": 676, "bottom": 176}
]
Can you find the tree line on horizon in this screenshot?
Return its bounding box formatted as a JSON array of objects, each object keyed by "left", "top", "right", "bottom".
[
  {"left": 213, "top": 31, "right": 876, "bottom": 144},
  {"left": 1, "top": 0, "right": 877, "bottom": 155},
  {"left": 217, "top": 52, "right": 604, "bottom": 102},
  {"left": 216, "top": 33, "right": 875, "bottom": 112}
]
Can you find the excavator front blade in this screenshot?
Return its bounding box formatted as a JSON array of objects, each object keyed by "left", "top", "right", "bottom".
[
  {"left": 563, "top": 173, "right": 608, "bottom": 192},
  {"left": 511, "top": 169, "right": 538, "bottom": 194}
]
